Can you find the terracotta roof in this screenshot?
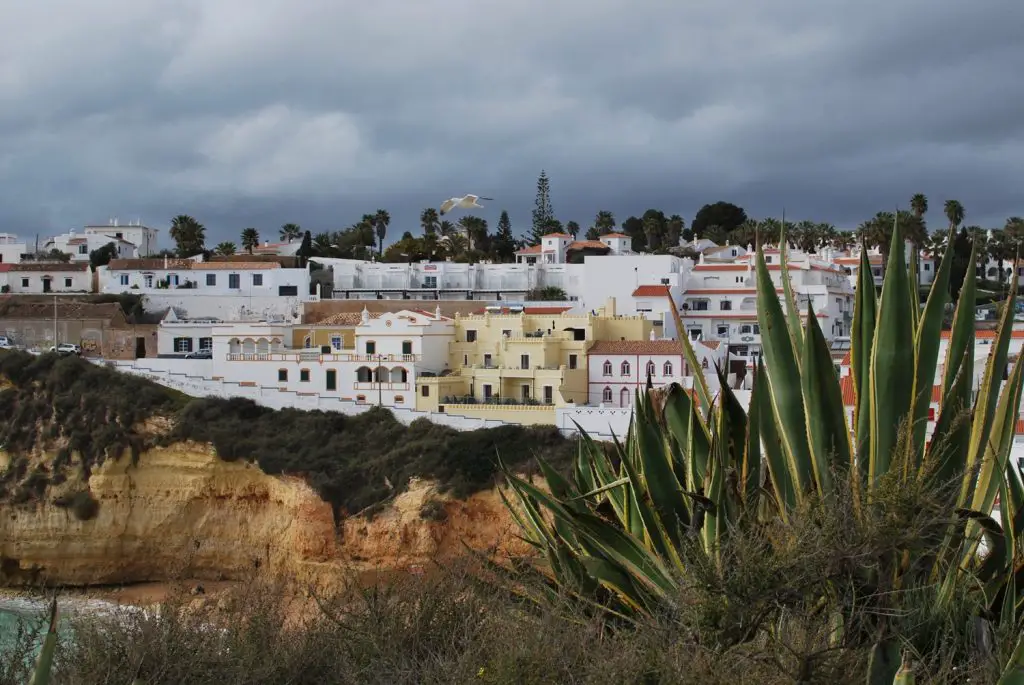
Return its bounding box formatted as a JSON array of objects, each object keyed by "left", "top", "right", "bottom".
[
  {"left": 685, "top": 288, "right": 782, "bottom": 295},
  {"left": 840, "top": 374, "right": 855, "bottom": 406},
  {"left": 567, "top": 240, "right": 609, "bottom": 251},
  {"left": 589, "top": 340, "right": 689, "bottom": 355},
  {"left": 0, "top": 264, "right": 13, "bottom": 273},
  {"left": 633, "top": 285, "right": 671, "bottom": 297},
  {"left": 469, "top": 306, "right": 574, "bottom": 315},
  {"left": 940, "top": 330, "right": 1024, "bottom": 339},
  {"left": 515, "top": 245, "right": 543, "bottom": 254},
  {"left": 303, "top": 300, "right": 481, "bottom": 324},
  {"left": 603, "top": 233, "right": 629, "bottom": 239},
  {"left": 700, "top": 340, "right": 722, "bottom": 350},
  {"left": 10, "top": 262, "right": 89, "bottom": 272},
  {"left": 107, "top": 258, "right": 279, "bottom": 271},
  {"left": 314, "top": 312, "right": 383, "bottom": 326},
  {"left": 932, "top": 385, "right": 942, "bottom": 403},
  {"left": 841, "top": 350, "right": 852, "bottom": 366},
  {"left": 542, "top": 233, "right": 571, "bottom": 239}
]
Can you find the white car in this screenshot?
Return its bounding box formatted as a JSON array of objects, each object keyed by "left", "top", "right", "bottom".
[{"left": 50, "top": 343, "right": 81, "bottom": 356}]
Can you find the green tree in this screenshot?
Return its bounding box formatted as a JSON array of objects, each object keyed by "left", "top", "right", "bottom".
[
  {"left": 439, "top": 220, "right": 455, "bottom": 238},
  {"left": 565, "top": 220, "right": 580, "bottom": 239},
  {"left": 621, "top": 216, "right": 644, "bottom": 251},
  {"left": 312, "top": 232, "right": 334, "bottom": 256},
  {"left": 525, "top": 286, "right": 567, "bottom": 301},
  {"left": 949, "top": 227, "right": 972, "bottom": 302},
  {"left": 944, "top": 199, "right": 965, "bottom": 230},
  {"left": 279, "top": 223, "right": 302, "bottom": 243},
  {"left": 584, "top": 226, "right": 600, "bottom": 240},
  {"left": 213, "top": 242, "right": 237, "bottom": 256},
  {"left": 88, "top": 242, "right": 118, "bottom": 269},
  {"left": 296, "top": 231, "right": 313, "bottom": 265},
  {"left": 910, "top": 193, "right": 928, "bottom": 219},
  {"left": 443, "top": 233, "right": 468, "bottom": 259},
  {"left": 530, "top": 170, "right": 555, "bottom": 245},
  {"left": 458, "top": 216, "right": 489, "bottom": 253},
  {"left": 240, "top": 227, "right": 260, "bottom": 254},
  {"left": 857, "top": 211, "right": 925, "bottom": 266},
  {"left": 373, "top": 209, "right": 390, "bottom": 255},
  {"left": 664, "top": 214, "right": 684, "bottom": 248},
  {"left": 643, "top": 214, "right": 662, "bottom": 252},
  {"left": 169, "top": 215, "right": 206, "bottom": 257},
  {"left": 594, "top": 210, "right": 616, "bottom": 234},
  {"left": 691, "top": 201, "right": 747, "bottom": 237},
  {"left": 420, "top": 208, "right": 440, "bottom": 237},
  {"left": 491, "top": 210, "right": 516, "bottom": 262}
]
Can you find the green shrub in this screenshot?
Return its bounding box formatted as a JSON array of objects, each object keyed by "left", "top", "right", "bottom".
[
  {"left": 0, "top": 350, "right": 581, "bottom": 522},
  {"left": 69, "top": 491, "right": 99, "bottom": 521}
]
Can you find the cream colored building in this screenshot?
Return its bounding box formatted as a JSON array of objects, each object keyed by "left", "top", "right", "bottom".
[{"left": 416, "top": 298, "right": 652, "bottom": 424}]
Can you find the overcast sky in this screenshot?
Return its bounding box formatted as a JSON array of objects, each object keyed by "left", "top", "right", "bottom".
[{"left": 2, "top": 0, "right": 1023, "bottom": 247}]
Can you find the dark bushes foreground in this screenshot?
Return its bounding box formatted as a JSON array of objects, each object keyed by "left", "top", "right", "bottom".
[{"left": 0, "top": 351, "right": 578, "bottom": 520}]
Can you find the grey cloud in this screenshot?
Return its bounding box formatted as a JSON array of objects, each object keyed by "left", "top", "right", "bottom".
[{"left": 1, "top": 0, "right": 1023, "bottom": 244}]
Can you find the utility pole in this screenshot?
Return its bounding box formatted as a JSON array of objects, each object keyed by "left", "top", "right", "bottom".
[
  {"left": 378, "top": 353, "right": 383, "bottom": 406},
  {"left": 52, "top": 294, "right": 57, "bottom": 346}
]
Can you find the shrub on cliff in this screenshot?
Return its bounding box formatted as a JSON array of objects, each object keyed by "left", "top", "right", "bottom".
[
  {"left": 0, "top": 352, "right": 581, "bottom": 517},
  {"left": 170, "top": 399, "right": 577, "bottom": 517}
]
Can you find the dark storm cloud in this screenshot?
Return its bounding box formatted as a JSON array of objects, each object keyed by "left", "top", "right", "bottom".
[{"left": 1, "top": 0, "right": 1023, "bottom": 245}]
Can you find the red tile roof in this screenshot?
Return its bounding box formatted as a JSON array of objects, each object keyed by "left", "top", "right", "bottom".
[
  {"left": 10, "top": 262, "right": 89, "bottom": 272},
  {"left": 589, "top": 340, "right": 688, "bottom": 355},
  {"left": 542, "top": 233, "right": 571, "bottom": 239},
  {"left": 632, "top": 285, "right": 671, "bottom": 297},
  {"left": 840, "top": 374, "right": 856, "bottom": 406},
  {"left": 567, "top": 240, "right": 609, "bottom": 251},
  {"left": 515, "top": 245, "right": 542, "bottom": 254},
  {"left": 603, "top": 233, "right": 629, "bottom": 239},
  {"left": 0, "top": 264, "right": 13, "bottom": 273}
]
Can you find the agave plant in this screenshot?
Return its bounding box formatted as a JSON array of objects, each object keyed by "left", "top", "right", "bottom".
[{"left": 501, "top": 219, "right": 1024, "bottom": 681}]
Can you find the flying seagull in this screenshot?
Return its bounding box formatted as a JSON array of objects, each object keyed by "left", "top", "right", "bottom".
[{"left": 439, "top": 194, "right": 493, "bottom": 216}]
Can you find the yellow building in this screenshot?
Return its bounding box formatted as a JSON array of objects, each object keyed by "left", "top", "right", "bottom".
[
  {"left": 416, "top": 299, "right": 651, "bottom": 424},
  {"left": 289, "top": 311, "right": 368, "bottom": 351}
]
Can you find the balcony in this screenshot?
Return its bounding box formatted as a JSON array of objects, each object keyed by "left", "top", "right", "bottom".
[
  {"left": 353, "top": 382, "right": 411, "bottom": 391},
  {"left": 226, "top": 350, "right": 420, "bottom": 363}
]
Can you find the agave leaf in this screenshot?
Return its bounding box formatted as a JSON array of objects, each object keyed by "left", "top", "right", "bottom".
[
  {"left": 28, "top": 598, "right": 58, "bottom": 685},
  {"left": 631, "top": 390, "right": 691, "bottom": 543},
  {"left": 756, "top": 248, "right": 813, "bottom": 500},
  {"left": 995, "top": 626, "right": 1024, "bottom": 685},
  {"left": 778, "top": 215, "right": 805, "bottom": 359},
  {"left": 940, "top": 237, "right": 979, "bottom": 400},
  {"left": 852, "top": 247, "right": 879, "bottom": 477},
  {"left": 955, "top": 508, "right": 1008, "bottom": 584},
  {"left": 742, "top": 359, "right": 763, "bottom": 505},
  {"left": 801, "top": 303, "right": 853, "bottom": 496},
  {"left": 758, "top": 368, "right": 795, "bottom": 516},
  {"left": 662, "top": 384, "right": 711, "bottom": 491},
  {"left": 963, "top": 286, "right": 1019, "bottom": 510},
  {"left": 968, "top": 357, "right": 1024, "bottom": 518},
  {"left": 925, "top": 345, "right": 973, "bottom": 488},
  {"left": 868, "top": 215, "right": 914, "bottom": 485},
  {"left": 910, "top": 226, "right": 955, "bottom": 460},
  {"left": 906, "top": 245, "right": 921, "bottom": 332},
  {"left": 665, "top": 290, "right": 712, "bottom": 413}
]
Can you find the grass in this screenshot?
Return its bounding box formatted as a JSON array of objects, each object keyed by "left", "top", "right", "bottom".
[{"left": 0, "top": 350, "right": 579, "bottom": 521}]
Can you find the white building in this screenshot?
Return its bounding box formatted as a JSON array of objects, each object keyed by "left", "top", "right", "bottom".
[
  {"left": 514, "top": 232, "right": 635, "bottom": 264},
  {"left": 45, "top": 230, "right": 138, "bottom": 262},
  {"left": 7, "top": 263, "right": 92, "bottom": 293},
  {"left": 155, "top": 307, "right": 455, "bottom": 410},
  {"left": 586, "top": 338, "right": 726, "bottom": 407},
  {"left": 84, "top": 220, "right": 159, "bottom": 256},
  {"left": 0, "top": 234, "right": 30, "bottom": 264},
  {"left": 679, "top": 248, "right": 854, "bottom": 368},
  {"left": 103, "top": 258, "right": 311, "bottom": 297}
]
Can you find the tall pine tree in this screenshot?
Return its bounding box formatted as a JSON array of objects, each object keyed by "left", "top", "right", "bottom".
[
  {"left": 492, "top": 210, "right": 516, "bottom": 262},
  {"left": 530, "top": 170, "right": 555, "bottom": 245}
]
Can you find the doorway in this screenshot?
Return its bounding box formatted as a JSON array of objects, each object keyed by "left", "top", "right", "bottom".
[
  {"left": 42, "top": 277, "right": 52, "bottom": 293},
  {"left": 135, "top": 337, "right": 146, "bottom": 359},
  {"left": 326, "top": 369, "right": 337, "bottom": 391}
]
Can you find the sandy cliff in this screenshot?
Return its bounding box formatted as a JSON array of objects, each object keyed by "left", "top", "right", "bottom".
[{"left": 0, "top": 443, "right": 526, "bottom": 588}]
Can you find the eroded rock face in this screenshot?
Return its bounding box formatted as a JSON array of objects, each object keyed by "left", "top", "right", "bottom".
[{"left": 0, "top": 444, "right": 528, "bottom": 587}]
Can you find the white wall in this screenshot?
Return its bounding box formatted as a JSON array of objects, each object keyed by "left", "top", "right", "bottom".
[
  {"left": 580, "top": 255, "right": 689, "bottom": 316},
  {"left": 9, "top": 269, "right": 92, "bottom": 293},
  {"left": 103, "top": 266, "right": 310, "bottom": 297},
  {"left": 135, "top": 293, "right": 307, "bottom": 320},
  {"left": 84, "top": 225, "right": 158, "bottom": 256}
]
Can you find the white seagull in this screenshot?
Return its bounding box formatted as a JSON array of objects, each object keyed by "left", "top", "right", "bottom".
[{"left": 439, "top": 194, "right": 493, "bottom": 216}]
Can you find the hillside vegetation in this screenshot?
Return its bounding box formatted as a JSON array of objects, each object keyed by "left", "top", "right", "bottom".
[{"left": 0, "top": 351, "right": 577, "bottom": 519}]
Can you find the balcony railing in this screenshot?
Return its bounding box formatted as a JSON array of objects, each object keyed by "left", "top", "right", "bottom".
[
  {"left": 226, "top": 351, "right": 421, "bottom": 363},
  {"left": 353, "top": 382, "right": 411, "bottom": 391}
]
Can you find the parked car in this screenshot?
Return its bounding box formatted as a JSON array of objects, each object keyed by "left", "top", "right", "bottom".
[
  {"left": 50, "top": 343, "right": 81, "bottom": 356},
  {"left": 0, "top": 336, "right": 12, "bottom": 350},
  {"left": 185, "top": 348, "right": 213, "bottom": 359}
]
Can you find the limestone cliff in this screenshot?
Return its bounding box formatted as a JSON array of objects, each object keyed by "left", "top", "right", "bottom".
[{"left": 0, "top": 443, "right": 526, "bottom": 588}]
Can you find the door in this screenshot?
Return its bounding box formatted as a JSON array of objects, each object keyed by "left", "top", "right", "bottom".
[
  {"left": 326, "top": 369, "right": 337, "bottom": 391},
  {"left": 42, "top": 277, "right": 52, "bottom": 293},
  {"left": 134, "top": 337, "right": 146, "bottom": 359}
]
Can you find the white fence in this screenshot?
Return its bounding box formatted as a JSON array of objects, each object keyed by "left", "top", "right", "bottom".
[
  {"left": 107, "top": 360, "right": 510, "bottom": 432},
  {"left": 101, "top": 360, "right": 637, "bottom": 442}
]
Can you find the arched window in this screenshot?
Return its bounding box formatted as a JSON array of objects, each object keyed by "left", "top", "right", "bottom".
[
  {"left": 602, "top": 360, "right": 612, "bottom": 376},
  {"left": 303, "top": 336, "right": 312, "bottom": 349},
  {"left": 602, "top": 387, "right": 612, "bottom": 402},
  {"left": 620, "top": 388, "right": 630, "bottom": 407},
  {"left": 356, "top": 366, "right": 372, "bottom": 383},
  {"left": 394, "top": 395, "right": 405, "bottom": 404},
  {"left": 621, "top": 361, "right": 631, "bottom": 376},
  {"left": 663, "top": 361, "right": 673, "bottom": 376},
  {"left": 645, "top": 361, "right": 656, "bottom": 377}
]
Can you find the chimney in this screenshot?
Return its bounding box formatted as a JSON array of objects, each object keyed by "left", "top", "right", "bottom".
[{"left": 604, "top": 297, "right": 616, "bottom": 317}]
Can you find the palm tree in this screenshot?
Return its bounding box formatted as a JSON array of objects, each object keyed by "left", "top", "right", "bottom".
[
  {"left": 444, "top": 233, "right": 468, "bottom": 258},
  {"left": 169, "top": 215, "right": 206, "bottom": 257},
  {"left": 420, "top": 208, "right": 440, "bottom": 237},
  {"left": 373, "top": 209, "right": 390, "bottom": 255},
  {"left": 312, "top": 232, "right": 334, "bottom": 256},
  {"left": 593, "top": 210, "right": 616, "bottom": 234},
  {"left": 280, "top": 223, "right": 302, "bottom": 243},
  {"left": 944, "top": 200, "right": 965, "bottom": 230},
  {"left": 240, "top": 227, "right": 260, "bottom": 254},
  {"left": 910, "top": 193, "right": 928, "bottom": 219},
  {"left": 565, "top": 221, "right": 580, "bottom": 239},
  {"left": 439, "top": 220, "right": 455, "bottom": 238},
  {"left": 1005, "top": 216, "right": 1024, "bottom": 252},
  {"left": 214, "top": 241, "right": 237, "bottom": 256}
]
